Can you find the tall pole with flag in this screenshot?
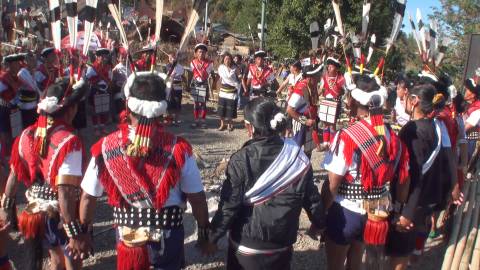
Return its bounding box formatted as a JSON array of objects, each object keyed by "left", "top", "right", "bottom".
[{"left": 204, "top": 0, "right": 208, "bottom": 39}]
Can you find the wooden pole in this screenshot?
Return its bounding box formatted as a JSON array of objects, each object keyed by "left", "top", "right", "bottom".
[
  {"left": 451, "top": 179, "right": 477, "bottom": 270},
  {"left": 459, "top": 178, "right": 480, "bottom": 269},
  {"left": 442, "top": 180, "right": 471, "bottom": 270},
  {"left": 471, "top": 210, "right": 480, "bottom": 270}
]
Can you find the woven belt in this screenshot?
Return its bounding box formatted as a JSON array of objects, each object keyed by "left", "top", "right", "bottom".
[
  {"left": 113, "top": 206, "right": 183, "bottom": 229},
  {"left": 29, "top": 183, "right": 58, "bottom": 201},
  {"left": 467, "top": 131, "right": 480, "bottom": 140},
  {"left": 338, "top": 183, "right": 387, "bottom": 200}
]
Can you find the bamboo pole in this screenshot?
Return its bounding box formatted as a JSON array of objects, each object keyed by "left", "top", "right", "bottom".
[
  {"left": 471, "top": 213, "right": 480, "bottom": 270},
  {"left": 459, "top": 179, "right": 480, "bottom": 269},
  {"left": 451, "top": 179, "right": 477, "bottom": 269},
  {"left": 442, "top": 180, "right": 471, "bottom": 270}
]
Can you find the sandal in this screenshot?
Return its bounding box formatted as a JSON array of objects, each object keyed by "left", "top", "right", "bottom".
[{"left": 218, "top": 125, "right": 226, "bottom": 131}]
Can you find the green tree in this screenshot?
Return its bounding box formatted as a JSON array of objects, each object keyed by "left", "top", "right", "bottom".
[{"left": 432, "top": 0, "right": 480, "bottom": 83}]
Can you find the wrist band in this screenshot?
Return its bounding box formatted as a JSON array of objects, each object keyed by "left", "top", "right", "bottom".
[
  {"left": 197, "top": 226, "right": 209, "bottom": 242},
  {"left": 0, "top": 195, "right": 15, "bottom": 210},
  {"left": 63, "top": 220, "right": 86, "bottom": 238}
]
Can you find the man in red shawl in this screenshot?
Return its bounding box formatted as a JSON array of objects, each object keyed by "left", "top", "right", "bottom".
[
  {"left": 0, "top": 79, "right": 88, "bottom": 270},
  {"left": 68, "top": 72, "right": 211, "bottom": 269}
]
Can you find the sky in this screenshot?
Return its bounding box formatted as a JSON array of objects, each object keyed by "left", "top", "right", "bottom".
[{"left": 402, "top": 0, "right": 442, "bottom": 33}]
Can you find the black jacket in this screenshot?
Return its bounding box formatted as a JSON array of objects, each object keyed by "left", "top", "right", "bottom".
[
  {"left": 399, "top": 119, "right": 457, "bottom": 220},
  {"left": 209, "top": 136, "right": 325, "bottom": 250}
]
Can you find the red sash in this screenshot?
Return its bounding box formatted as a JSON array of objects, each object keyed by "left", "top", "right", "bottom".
[
  {"left": 322, "top": 74, "right": 345, "bottom": 99},
  {"left": 135, "top": 57, "right": 148, "bottom": 71},
  {"left": 191, "top": 59, "right": 211, "bottom": 82},
  {"left": 289, "top": 79, "right": 317, "bottom": 117},
  {"left": 10, "top": 122, "right": 84, "bottom": 187},
  {"left": 249, "top": 64, "right": 273, "bottom": 87},
  {"left": 89, "top": 61, "right": 112, "bottom": 85},
  {"left": 437, "top": 106, "right": 458, "bottom": 147},
  {"left": 37, "top": 64, "right": 58, "bottom": 92},
  {"left": 91, "top": 126, "right": 193, "bottom": 209},
  {"left": 339, "top": 120, "right": 409, "bottom": 191}
]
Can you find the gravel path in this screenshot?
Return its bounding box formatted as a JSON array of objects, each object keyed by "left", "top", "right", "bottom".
[{"left": 7, "top": 100, "right": 446, "bottom": 269}]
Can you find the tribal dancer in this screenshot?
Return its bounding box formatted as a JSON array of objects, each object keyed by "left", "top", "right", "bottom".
[
  {"left": 111, "top": 48, "right": 128, "bottom": 122},
  {"left": 0, "top": 79, "right": 88, "bottom": 270},
  {"left": 35, "top": 48, "right": 59, "bottom": 93},
  {"left": 86, "top": 48, "right": 113, "bottom": 136},
  {"left": 208, "top": 98, "right": 325, "bottom": 270},
  {"left": 286, "top": 62, "right": 322, "bottom": 156},
  {"left": 463, "top": 78, "right": 480, "bottom": 162},
  {"left": 72, "top": 72, "right": 210, "bottom": 269},
  {"left": 217, "top": 52, "right": 240, "bottom": 131},
  {"left": 319, "top": 57, "right": 345, "bottom": 149},
  {"left": 17, "top": 52, "right": 40, "bottom": 128},
  {"left": 276, "top": 61, "right": 303, "bottom": 98},
  {"left": 0, "top": 54, "right": 24, "bottom": 154},
  {"left": 190, "top": 43, "right": 213, "bottom": 129},
  {"left": 244, "top": 50, "right": 277, "bottom": 99},
  {"left": 166, "top": 54, "right": 185, "bottom": 125},
  {"left": 386, "top": 84, "right": 458, "bottom": 270},
  {"left": 322, "top": 75, "right": 409, "bottom": 270}
]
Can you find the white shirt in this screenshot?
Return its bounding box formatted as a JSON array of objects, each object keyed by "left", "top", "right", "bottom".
[
  {"left": 466, "top": 110, "right": 480, "bottom": 128},
  {"left": 288, "top": 93, "right": 307, "bottom": 113},
  {"left": 287, "top": 73, "right": 302, "bottom": 86},
  {"left": 218, "top": 64, "right": 240, "bottom": 90},
  {"left": 58, "top": 150, "right": 83, "bottom": 177},
  {"left": 394, "top": 97, "right": 410, "bottom": 126}
]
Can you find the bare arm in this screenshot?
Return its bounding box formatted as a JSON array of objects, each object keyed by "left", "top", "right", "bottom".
[
  {"left": 3, "top": 172, "right": 19, "bottom": 201},
  {"left": 79, "top": 192, "right": 97, "bottom": 226},
  {"left": 186, "top": 191, "right": 209, "bottom": 228},
  {"left": 276, "top": 79, "right": 289, "bottom": 94}
]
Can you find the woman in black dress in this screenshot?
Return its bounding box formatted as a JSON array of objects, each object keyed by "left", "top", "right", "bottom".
[{"left": 207, "top": 98, "right": 325, "bottom": 270}]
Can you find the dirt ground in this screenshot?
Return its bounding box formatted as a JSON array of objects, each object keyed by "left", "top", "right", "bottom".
[{"left": 7, "top": 99, "right": 447, "bottom": 270}]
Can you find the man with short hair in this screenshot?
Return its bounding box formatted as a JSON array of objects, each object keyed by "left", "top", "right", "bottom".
[
  {"left": 245, "top": 50, "right": 277, "bottom": 99},
  {"left": 318, "top": 57, "right": 345, "bottom": 149},
  {"left": 0, "top": 54, "right": 24, "bottom": 154},
  {"left": 0, "top": 79, "right": 88, "bottom": 270},
  {"left": 190, "top": 43, "right": 213, "bottom": 129},
  {"left": 35, "top": 47, "right": 59, "bottom": 93}
]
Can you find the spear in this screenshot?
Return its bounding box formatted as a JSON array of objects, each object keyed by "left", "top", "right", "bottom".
[
  {"left": 408, "top": 11, "right": 423, "bottom": 56},
  {"left": 48, "top": 0, "right": 62, "bottom": 77},
  {"left": 331, "top": 0, "right": 351, "bottom": 74},
  {"left": 386, "top": 0, "right": 406, "bottom": 55},
  {"left": 78, "top": 0, "right": 99, "bottom": 81},
  {"left": 65, "top": 0, "right": 78, "bottom": 83},
  {"left": 361, "top": 0, "right": 371, "bottom": 41}
]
